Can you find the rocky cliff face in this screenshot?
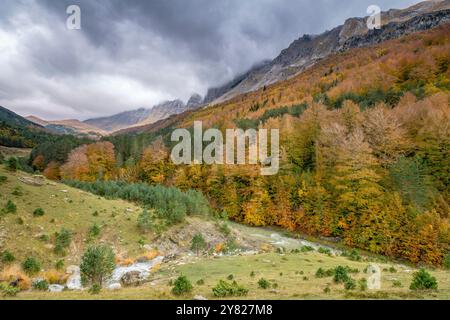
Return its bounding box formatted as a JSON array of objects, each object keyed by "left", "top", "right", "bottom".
[
  {"left": 186, "top": 93, "right": 203, "bottom": 110},
  {"left": 138, "top": 99, "right": 185, "bottom": 126},
  {"left": 205, "top": 0, "right": 450, "bottom": 105}
]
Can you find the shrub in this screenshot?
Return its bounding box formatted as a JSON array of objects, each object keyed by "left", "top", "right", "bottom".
[
  {"left": 344, "top": 278, "right": 357, "bottom": 290},
  {"left": 0, "top": 176, "right": 7, "bottom": 184},
  {"left": 212, "top": 280, "right": 248, "bottom": 297},
  {"left": 196, "top": 279, "right": 205, "bottom": 286},
  {"left": 54, "top": 228, "right": 72, "bottom": 255},
  {"left": 315, "top": 267, "right": 334, "bottom": 278},
  {"left": 11, "top": 186, "right": 23, "bottom": 196},
  {"left": 137, "top": 209, "right": 154, "bottom": 232},
  {"left": 4, "top": 200, "right": 17, "bottom": 214},
  {"left": 80, "top": 245, "right": 115, "bottom": 287},
  {"left": 0, "top": 283, "right": 19, "bottom": 297},
  {"left": 333, "top": 266, "right": 350, "bottom": 284},
  {"left": 227, "top": 274, "right": 234, "bottom": 280},
  {"left": 191, "top": 233, "right": 207, "bottom": 256},
  {"left": 410, "top": 269, "right": 438, "bottom": 291},
  {"left": 218, "top": 223, "right": 231, "bottom": 236},
  {"left": 33, "top": 208, "right": 45, "bottom": 217},
  {"left": 392, "top": 280, "right": 403, "bottom": 288},
  {"left": 6, "top": 157, "right": 20, "bottom": 171},
  {"left": 346, "top": 249, "right": 361, "bottom": 261},
  {"left": 33, "top": 280, "right": 49, "bottom": 291},
  {"left": 358, "top": 278, "right": 368, "bottom": 291},
  {"left": 258, "top": 278, "right": 270, "bottom": 289},
  {"left": 22, "top": 257, "right": 41, "bottom": 275},
  {"left": 300, "top": 245, "right": 314, "bottom": 252},
  {"left": 43, "top": 269, "right": 67, "bottom": 285},
  {"left": 171, "top": 275, "right": 193, "bottom": 296},
  {"left": 1, "top": 250, "right": 15, "bottom": 263},
  {"left": 88, "top": 223, "right": 101, "bottom": 239},
  {"left": 55, "top": 260, "right": 65, "bottom": 270},
  {"left": 318, "top": 247, "right": 331, "bottom": 255},
  {"left": 89, "top": 283, "right": 101, "bottom": 295},
  {"left": 443, "top": 253, "right": 450, "bottom": 269}
]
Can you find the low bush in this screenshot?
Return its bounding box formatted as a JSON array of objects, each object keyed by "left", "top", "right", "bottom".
[
  {"left": 0, "top": 283, "right": 19, "bottom": 297},
  {"left": 3, "top": 200, "right": 17, "bottom": 214},
  {"left": 33, "top": 208, "right": 45, "bottom": 217},
  {"left": 318, "top": 247, "right": 331, "bottom": 255},
  {"left": 443, "top": 253, "right": 450, "bottom": 269},
  {"left": 258, "top": 278, "right": 271, "bottom": 289},
  {"left": 315, "top": 267, "right": 334, "bottom": 278},
  {"left": 1, "top": 250, "right": 15, "bottom": 263},
  {"left": 54, "top": 228, "right": 72, "bottom": 255},
  {"left": 333, "top": 266, "right": 350, "bottom": 284},
  {"left": 88, "top": 223, "right": 101, "bottom": 239},
  {"left": 358, "top": 278, "right": 368, "bottom": 291},
  {"left": 212, "top": 280, "right": 248, "bottom": 298},
  {"left": 300, "top": 245, "right": 314, "bottom": 252},
  {"left": 22, "top": 257, "right": 41, "bottom": 275},
  {"left": 33, "top": 280, "right": 49, "bottom": 291},
  {"left": 0, "top": 176, "right": 7, "bottom": 184},
  {"left": 410, "top": 269, "right": 438, "bottom": 291},
  {"left": 137, "top": 209, "right": 154, "bottom": 232},
  {"left": 344, "top": 278, "right": 357, "bottom": 290},
  {"left": 171, "top": 275, "right": 193, "bottom": 296}
]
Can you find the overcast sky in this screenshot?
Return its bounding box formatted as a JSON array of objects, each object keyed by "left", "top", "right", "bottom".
[{"left": 0, "top": 0, "right": 419, "bottom": 120}]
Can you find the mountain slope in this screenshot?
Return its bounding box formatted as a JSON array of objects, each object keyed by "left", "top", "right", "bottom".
[
  {"left": 0, "top": 106, "right": 55, "bottom": 148},
  {"left": 26, "top": 116, "right": 107, "bottom": 138},
  {"left": 84, "top": 108, "right": 152, "bottom": 132},
  {"left": 205, "top": 0, "right": 450, "bottom": 105}
]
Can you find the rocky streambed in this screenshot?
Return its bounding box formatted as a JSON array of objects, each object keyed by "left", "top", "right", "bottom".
[{"left": 48, "top": 256, "right": 165, "bottom": 292}]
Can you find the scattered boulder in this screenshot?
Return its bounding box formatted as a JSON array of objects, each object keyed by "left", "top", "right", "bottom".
[
  {"left": 48, "top": 284, "right": 65, "bottom": 292},
  {"left": 107, "top": 283, "right": 122, "bottom": 291},
  {"left": 66, "top": 266, "right": 82, "bottom": 290},
  {"left": 193, "top": 295, "right": 208, "bottom": 300},
  {"left": 19, "top": 176, "right": 44, "bottom": 186},
  {"left": 120, "top": 271, "right": 143, "bottom": 287}
]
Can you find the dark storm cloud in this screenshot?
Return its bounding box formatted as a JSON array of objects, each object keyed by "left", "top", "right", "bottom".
[{"left": 0, "top": 0, "right": 418, "bottom": 120}]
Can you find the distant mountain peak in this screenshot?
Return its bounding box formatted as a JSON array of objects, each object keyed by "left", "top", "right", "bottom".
[{"left": 203, "top": 0, "right": 450, "bottom": 105}]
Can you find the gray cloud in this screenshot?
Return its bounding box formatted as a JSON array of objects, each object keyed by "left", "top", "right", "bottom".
[{"left": 0, "top": 0, "right": 418, "bottom": 120}]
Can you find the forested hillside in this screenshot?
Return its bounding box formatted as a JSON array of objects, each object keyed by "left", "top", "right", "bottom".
[{"left": 25, "top": 23, "right": 450, "bottom": 266}]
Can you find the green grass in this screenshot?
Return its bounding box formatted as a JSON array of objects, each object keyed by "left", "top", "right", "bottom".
[
  {"left": 7, "top": 251, "right": 450, "bottom": 300},
  {"left": 0, "top": 165, "right": 150, "bottom": 269},
  {"left": 1, "top": 163, "right": 449, "bottom": 300}
]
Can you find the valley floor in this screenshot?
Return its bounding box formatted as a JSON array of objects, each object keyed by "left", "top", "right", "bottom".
[
  {"left": 7, "top": 250, "right": 450, "bottom": 300},
  {"left": 1, "top": 164, "right": 449, "bottom": 300}
]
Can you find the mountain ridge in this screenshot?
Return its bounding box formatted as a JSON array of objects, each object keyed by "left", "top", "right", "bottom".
[{"left": 203, "top": 0, "right": 450, "bottom": 105}]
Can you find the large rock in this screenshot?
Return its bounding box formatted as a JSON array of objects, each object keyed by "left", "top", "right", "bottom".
[
  {"left": 48, "top": 284, "right": 65, "bottom": 292},
  {"left": 120, "top": 271, "right": 143, "bottom": 287},
  {"left": 107, "top": 283, "right": 122, "bottom": 291},
  {"left": 66, "top": 266, "right": 82, "bottom": 290}
]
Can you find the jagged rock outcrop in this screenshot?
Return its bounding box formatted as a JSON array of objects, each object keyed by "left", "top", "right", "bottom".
[
  {"left": 138, "top": 99, "right": 185, "bottom": 126},
  {"left": 186, "top": 93, "right": 203, "bottom": 110}
]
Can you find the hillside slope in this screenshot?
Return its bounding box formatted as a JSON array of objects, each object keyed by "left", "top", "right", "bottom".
[
  {"left": 26, "top": 116, "right": 107, "bottom": 138},
  {"left": 0, "top": 106, "right": 55, "bottom": 148},
  {"left": 204, "top": 0, "right": 450, "bottom": 105}
]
